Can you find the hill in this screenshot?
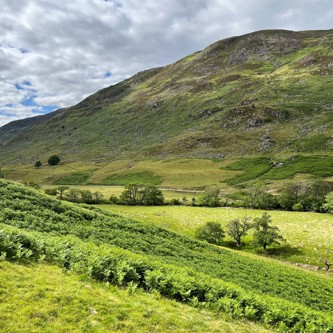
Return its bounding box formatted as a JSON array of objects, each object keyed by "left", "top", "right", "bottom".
[
  {"left": 1, "top": 179, "right": 333, "bottom": 332},
  {"left": 1, "top": 29, "right": 333, "bottom": 167}
]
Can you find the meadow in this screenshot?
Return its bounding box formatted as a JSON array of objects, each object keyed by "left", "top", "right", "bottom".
[{"left": 100, "top": 205, "right": 333, "bottom": 267}]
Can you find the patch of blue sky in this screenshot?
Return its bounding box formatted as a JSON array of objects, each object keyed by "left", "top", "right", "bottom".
[
  {"left": 104, "top": 71, "right": 112, "bottom": 78},
  {"left": 15, "top": 81, "right": 33, "bottom": 91},
  {"left": 0, "top": 110, "right": 16, "bottom": 117},
  {"left": 37, "top": 105, "right": 58, "bottom": 114},
  {"left": 19, "top": 48, "right": 30, "bottom": 54},
  {"left": 21, "top": 96, "right": 38, "bottom": 107}
]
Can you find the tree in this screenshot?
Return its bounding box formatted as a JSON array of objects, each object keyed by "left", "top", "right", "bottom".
[
  {"left": 81, "top": 190, "right": 93, "bottom": 204},
  {"left": 253, "top": 213, "right": 284, "bottom": 250},
  {"left": 63, "top": 188, "right": 82, "bottom": 203},
  {"left": 141, "top": 185, "right": 164, "bottom": 205},
  {"left": 195, "top": 222, "right": 225, "bottom": 245},
  {"left": 246, "top": 184, "right": 277, "bottom": 209},
  {"left": 120, "top": 184, "right": 144, "bottom": 205},
  {"left": 302, "top": 181, "right": 333, "bottom": 212},
  {"left": 199, "top": 186, "right": 221, "bottom": 207},
  {"left": 120, "top": 184, "right": 164, "bottom": 206},
  {"left": 48, "top": 155, "right": 60, "bottom": 166},
  {"left": 56, "top": 186, "right": 70, "bottom": 200},
  {"left": 279, "top": 183, "right": 305, "bottom": 210},
  {"left": 34, "top": 160, "right": 42, "bottom": 168},
  {"left": 92, "top": 191, "right": 104, "bottom": 204},
  {"left": 226, "top": 217, "right": 253, "bottom": 247}
]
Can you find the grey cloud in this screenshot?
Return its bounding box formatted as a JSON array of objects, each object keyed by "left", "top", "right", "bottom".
[{"left": 0, "top": 0, "right": 332, "bottom": 126}]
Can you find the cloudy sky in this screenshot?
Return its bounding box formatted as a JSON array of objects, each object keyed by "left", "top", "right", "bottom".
[{"left": 1, "top": 0, "right": 332, "bottom": 126}]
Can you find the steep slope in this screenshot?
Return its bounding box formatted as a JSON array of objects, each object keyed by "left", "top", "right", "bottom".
[{"left": 1, "top": 29, "right": 333, "bottom": 164}]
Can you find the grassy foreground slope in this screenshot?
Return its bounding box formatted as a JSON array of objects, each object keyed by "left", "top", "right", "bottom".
[
  {"left": 1, "top": 179, "right": 333, "bottom": 331},
  {"left": 0, "top": 261, "right": 271, "bottom": 333}
]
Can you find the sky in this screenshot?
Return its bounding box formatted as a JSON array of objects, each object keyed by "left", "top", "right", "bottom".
[{"left": 1, "top": 0, "right": 333, "bottom": 127}]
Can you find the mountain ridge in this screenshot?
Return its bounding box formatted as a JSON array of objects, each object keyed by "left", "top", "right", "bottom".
[{"left": 1, "top": 28, "right": 333, "bottom": 164}]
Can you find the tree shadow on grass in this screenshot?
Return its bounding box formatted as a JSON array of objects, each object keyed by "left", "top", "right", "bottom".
[{"left": 258, "top": 244, "right": 304, "bottom": 258}]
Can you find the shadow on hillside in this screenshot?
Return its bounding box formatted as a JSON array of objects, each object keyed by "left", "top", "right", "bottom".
[{"left": 260, "top": 244, "right": 304, "bottom": 258}]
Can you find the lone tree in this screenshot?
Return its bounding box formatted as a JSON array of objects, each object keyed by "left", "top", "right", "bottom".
[
  {"left": 226, "top": 217, "right": 253, "bottom": 247},
  {"left": 48, "top": 155, "right": 60, "bottom": 166},
  {"left": 195, "top": 221, "right": 225, "bottom": 245},
  {"left": 34, "top": 160, "right": 42, "bottom": 168},
  {"left": 253, "top": 212, "right": 284, "bottom": 250}
]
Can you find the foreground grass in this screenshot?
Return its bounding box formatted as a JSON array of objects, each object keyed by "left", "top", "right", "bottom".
[
  {"left": 0, "top": 261, "right": 271, "bottom": 333},
  {"left": 101, "top": 205, "right": 333, "bottom": 267}
]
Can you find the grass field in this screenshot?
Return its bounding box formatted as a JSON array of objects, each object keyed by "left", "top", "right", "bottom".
[
  {"left": 40, "top": 184, "right": 201, "bottom": 201},
  {"left": 0, "top": 261, "right": 271, "bottom": 333},
  {"left": 100, "top": 205, "right": 333, "bottom": 267}
]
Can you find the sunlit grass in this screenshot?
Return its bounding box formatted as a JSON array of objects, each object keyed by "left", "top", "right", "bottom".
[
  {"left": 0, "top": 261, "right": 271, "bottom": 333},
  {"left": 100, "top": 205, "right": 333, "bottom": 267}
]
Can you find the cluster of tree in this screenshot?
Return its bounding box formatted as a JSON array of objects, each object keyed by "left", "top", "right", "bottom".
[
  {"left": 195, "top": 213, "right": 284, "bottom": 250},
  {"left": 241, "top": 181, "right": 333, "bottom": 212},
  {"left": 111, "top": 184, "right": 164, "bottom": 206},
  {"left": 35, "top": 155, "right": 61, "bottom": 168},
  {"left": 45, "top": 186, "right": 104, "bottom": 204}
]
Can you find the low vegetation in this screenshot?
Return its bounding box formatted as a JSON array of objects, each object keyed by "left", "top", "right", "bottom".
[
  {"left": 1, "top": 261, "right": 270, "bottom": 333},
  {"left": 1, "top": 179, "right": 333, "bottom": 332}
]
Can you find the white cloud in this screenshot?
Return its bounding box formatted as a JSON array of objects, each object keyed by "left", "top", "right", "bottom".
[{"left": 0, "top": 0, "right": 333, "bottom": 126}]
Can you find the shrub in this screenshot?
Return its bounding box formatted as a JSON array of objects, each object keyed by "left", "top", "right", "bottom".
[
  {"left": 195, "top": 222, "right": 225, "bottom": 245},
  {"left": 44, "top": 188, "right": 58, "bottom": 196},
  {"left": 292, "top": 203, "right": 304, "bottom": 211},
  {"left": 48, "top": 155, "right": 60, "bottom": 166}
]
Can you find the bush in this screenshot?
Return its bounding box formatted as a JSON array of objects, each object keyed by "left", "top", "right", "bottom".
[
  {"left": 195, "top": 222, "right": 225, "bottom": 245},
  {"left": 110, "top": 195, "right": 119, "bottom": 204},
  {"left": 292, "top": 203, "right": 304, "bottom": 211},
  {"left": 44, "top": 188, "right": 58, "bottom": 196},
  {"left": 48, "top": 155, "right": 60, "bottom": 166},
  {"left": 34, "top": 160, "right": 42, "bottom": 168}
]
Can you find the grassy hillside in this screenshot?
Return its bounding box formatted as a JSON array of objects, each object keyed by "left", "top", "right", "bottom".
[
  {"left": 1, "top": 29, "right": 333, "bottom": 167},
  {"left": 0, "top": 261, "right": 271, "bottom": 333},
  {"left": 1, "top": 179, "right": 333, "bottom": 332},
  {"left": 3, "top": 153, "right": 333, "bottom": 194}
]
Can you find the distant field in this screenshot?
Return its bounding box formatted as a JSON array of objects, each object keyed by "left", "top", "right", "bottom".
[
  {"left": 0, "top": 261, "right": 271, "bottom": 333},
  {"left": 4, "top": 155, "right": 333, "bottom": 194},
  {"left": 101, "top": 205, "right": 333, "bottom": 267},
  {"left": 40, "top": 184, "right": 201, "bottom": 201}
]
